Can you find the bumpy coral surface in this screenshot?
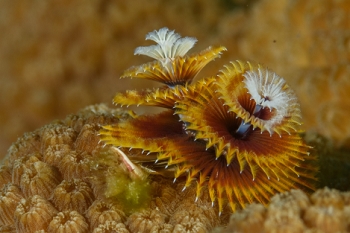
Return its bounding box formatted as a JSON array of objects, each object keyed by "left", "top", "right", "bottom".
[
  {"left": 215, "top": 187, "right": 350, "bottom": 233},
  {"left": 0, "top": 104, "right": 226, "bottom": 232}
]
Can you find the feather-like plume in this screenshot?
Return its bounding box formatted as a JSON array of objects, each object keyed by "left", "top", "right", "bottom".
[
  {"left": 122, "top": 45, "right": 226, "bottom": 86},
  {"left": 122, "top": 27, "right": 226, "bottom": 87},
  {"left": 134, "top": 27, "right": 197, "bottom": 62},
  {"left": 216, "top": 61, "right": 302, "bottom": 135}
]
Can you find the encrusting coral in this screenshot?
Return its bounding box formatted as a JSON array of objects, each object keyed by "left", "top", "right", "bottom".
[
  {"left": 215, "top": 187, "right": 350, "bottom": 233},
  {"left": 100, "top": 28, "right": 317, "bottom": 215},
  {"left": 0, "top": 104, "right": 227, "bottom": 232}
]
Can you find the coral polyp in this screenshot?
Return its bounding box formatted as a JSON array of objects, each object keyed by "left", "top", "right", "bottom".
[{"left": 99, "top": 27, "right": 317, "bottom": 214}]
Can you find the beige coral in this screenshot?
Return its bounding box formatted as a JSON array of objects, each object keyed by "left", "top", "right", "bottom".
[
  {"left": 126, "top": 209, "right": 169, "bottom": 233},
  {"left": 86, "top": 200, "right": 126, "bottom": 230},
  {"left": 93, "top": 221, "right": 130, "bottom": 233},
  {"left": 0, "top": 165, "right": 12, "bottom": 189},
  {"left": 14, "top": 195, "right": 58, "bottom": 233},
  {"left": 12, "top": 155, "right": 61, "bottom": 199},
  {"left": 216, "top": 187, "right": 350, "bottom": 233},
  {"left": 0, "top": 184, "right": 23, "bottom": 226},
  {"left": 51, "top": 179, "right": 94, "bottom": 213},
  {"left": 47, "top": 211, "right": 89, "bottom": 233},
  {"left": 0, "top": 104, "right": 224, "bottom": 232}
]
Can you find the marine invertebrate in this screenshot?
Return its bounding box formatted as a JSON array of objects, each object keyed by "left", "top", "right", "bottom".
[
  {"left": 12, "top": 155, "right": 61, "bottom": 199},
  {"left": 14, "top": 195, "right": 58, "bottom": 232},
  {"left": 0, "top": 184, "right": 23, "bottom": 226},
  {"left": 121, "top": 28, "right": 226, "bottom": 86},
  {"left": 0, "top": 165, "right": 12, "bottom": 189},
  {"left": 1, "top": 0, "right": 349, "bottom": 164},
  {"left": 93, "top": 221, "right": 130, "bottom": 233},
  {"left": 86, "top": 200, "right": 126, "bottom": 230},
  {"left": 40, "top": 125, "right": 77, "bottom": 152},
  {"left": 43, "top": 144, "right": 72, "bottom": 167},
  {"left": 113, "top": 27, "right": 226, "bottom": 108},
  {"left": 1, "top": 102, "right": 348, "bottom": 232},
  {"left": 169, "top": 200, "right": 218, "bottom": 232},
  {"left": 100, "top": 28, "right": 316, "bottom": 214},
  {"left": 216, "top": 61, "right": 302, "bottom": 135},
  {"left": 48, "top": 210, "right": 89, "bottom": 233},
  {"left": 0, "top": 104, "right": 224, "bottom": 232},
  {"left": 58, "top": 150, "right": 93, "bottom": 180},
  {"left": 215, "top": 187, "right": 350, "bottom": 233},
  {"left": 150, "top": 179, "right": 179, "bottom": 216},
  {"left": 126, "top": 209, "right": 169, "bottom": 233},
  {"left": 51, "top": 179, "right": 94, "bottom": 212}
]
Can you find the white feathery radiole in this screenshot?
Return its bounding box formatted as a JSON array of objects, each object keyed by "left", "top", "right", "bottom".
[
  {"left": 243, "top": 68, "right": 290, "bottom": 113},
  {"left": 134, "top": 27, "right": 197, "bottom": 63},
  {"left": 243, "top": 68, "right": 288, "bottom": 115},
  {"left": 242, "top": 68, "right": 298, "bottom": 134}
]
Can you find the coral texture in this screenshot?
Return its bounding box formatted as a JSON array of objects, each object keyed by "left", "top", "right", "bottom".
[
  {"left": 0, "top": 104, "right": 227, "bottom": 232},
  {"left": 215, "top": 187, "right": 350, "bottom": 233},
  {"left": 47, "top": 210, "right": 89, "bottom": 233}
]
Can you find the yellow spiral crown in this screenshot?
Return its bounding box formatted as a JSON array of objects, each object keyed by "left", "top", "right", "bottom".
[{"left": 99, "top": 27, "right": 317, "bottom": 215}]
